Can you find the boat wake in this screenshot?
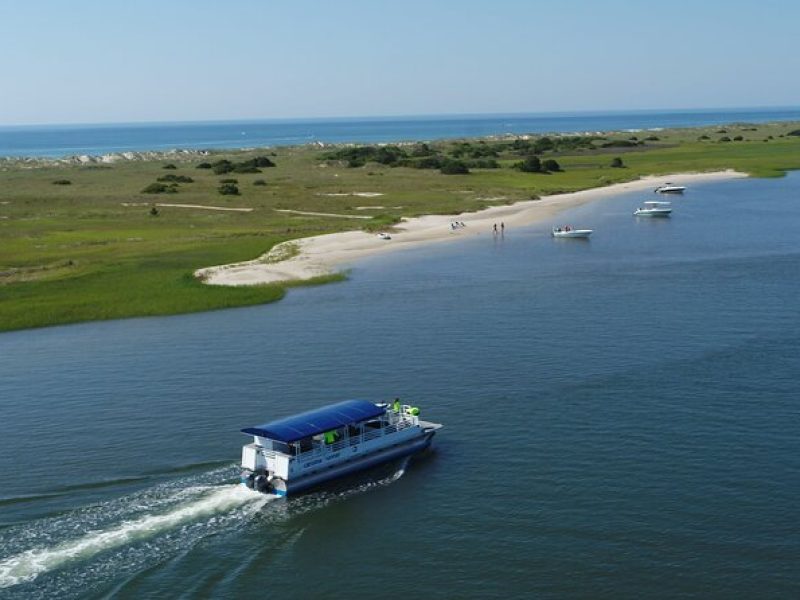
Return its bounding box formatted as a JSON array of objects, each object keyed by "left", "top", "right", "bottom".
[
  {"left": 0, "top": 467, "right": 270, "bottom": 593},
  {"left": 0, "top": 458, "right": 413, "bottom": 597}
]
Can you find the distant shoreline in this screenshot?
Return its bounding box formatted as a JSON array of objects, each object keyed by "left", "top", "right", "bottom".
[
  {"left": 2, "top": 107, "right": 800, "bottom": 160},
  {"left": 197, "top": 170, "right": 747, "bottom": 287}
]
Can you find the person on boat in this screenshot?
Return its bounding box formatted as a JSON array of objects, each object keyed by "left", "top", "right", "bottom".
[
  {"left": 392, "top": 398, "right": 401, "bottom": 413},
  {"left": 324, "top": 430, "right": 339, "bottom": 445},
  {"left": 565, "top": 225, "right": 571, "bottom": 232}
]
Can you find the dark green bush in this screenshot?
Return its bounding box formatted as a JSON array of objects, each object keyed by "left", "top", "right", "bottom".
[
  {"left": 218, "top": 178, "right": 238, "bottom": 184},
  {"left": 253, "top": 179, "right": 267, "bottom": 186},
  {"left": 733, "top": 135, "right": 744, "bottom": 141},
  {"left": 517, "top": 155, "right": 542, "bottom": 172},
  {"left": 600, "top": 140, "right": 638, "bottom": 148},
  {"left": 218, "top": 183, "right": 240, "bottom": 195},
  {"left": 440, "top": 160, "right": 470, "bottom": 175},
  {"left": 542, "top": 159, "right": 562, "bottom": 172},
  {"left": 162, "top": 163, "right": 177, "bottom": 170},
  {"left": 196, "top": 162, "right": 212, "bottom": 169},
  {"left": 610, "top": 157, "right": 625, "bottom": 168},
  {"left": 52, "top": 179, "right": 72, "bottom": 185},
  {"left": 142, "top": 183, "right": 170, "bottom": 194},
  {"left": 157, "top": 174, "right": 194, "bottom": 183},
  {"left": 719, "top": 136, "right": 732, "bottom": 142},
  {"left": 212, "top": 160, "right": 234, "bottom": 175},
  {"left": 787, "top": 129, "right": 800, "bottom": 136}
]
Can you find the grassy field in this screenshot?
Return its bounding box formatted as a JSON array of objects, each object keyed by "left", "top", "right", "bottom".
[{"left": 2, "top": 121, "right": 799, "bottom": 332}]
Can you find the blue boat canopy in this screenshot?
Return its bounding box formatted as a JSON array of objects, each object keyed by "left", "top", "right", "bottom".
[{"left": 241, "top": 400, "right": 386, "bottom": 443}]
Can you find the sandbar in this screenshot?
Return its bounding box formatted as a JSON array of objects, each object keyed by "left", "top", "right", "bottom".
[{"left": 196, "top": 171, "right": 746, "bottom": 286}]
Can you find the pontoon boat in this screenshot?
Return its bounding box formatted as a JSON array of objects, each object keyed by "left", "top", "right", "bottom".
[{"left": 240, "top": 399, "right": 442, "bottom": 496}]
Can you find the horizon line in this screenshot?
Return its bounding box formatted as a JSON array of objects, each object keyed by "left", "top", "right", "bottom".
[{"left": 2, "top": 104, "right": 800, "bottom": 130}]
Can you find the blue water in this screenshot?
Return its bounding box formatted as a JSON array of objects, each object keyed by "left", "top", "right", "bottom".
[
  {"left": 1, "top": 174, "right": 799, "bottom": 598},
  {"left": 2, "top": 107, "right": 800, "bottom": 158}
]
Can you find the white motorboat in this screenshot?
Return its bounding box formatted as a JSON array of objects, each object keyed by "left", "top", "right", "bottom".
[
  {"left": 376, "top": 232, "right": 392, "bottom": 240},
  {"left": 654, "top": 183, "right": 685, "bottom": 194},
  {"left": 552, "top": 226, "right": 592, "bottom": 238},
  {"left": 240, "top": 399, "right": 442, "bottom": 496},
  {"left": 634, "top": 200, "right": 672, "bottom": 217}
]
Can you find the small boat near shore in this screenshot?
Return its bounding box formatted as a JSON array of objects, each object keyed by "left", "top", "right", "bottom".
[
  {"left": 552, "top": 226, "right": 592, "bottom": 238},
  {"left": 240, "top": 399, "right": 442, "bottom": 496},
  {"left": 376, "top": 232, "right": 392, "bottom": 240},
  {"left": 634, "top": 201, "right": 672, "bottom": 217},
  {"left": 654, "top": 183, "right": 686, "bottom": 194}
]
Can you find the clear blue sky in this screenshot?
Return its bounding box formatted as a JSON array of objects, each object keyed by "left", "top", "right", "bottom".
[{"left": 1, "top": 0, "right": 798, "bottom": 125}]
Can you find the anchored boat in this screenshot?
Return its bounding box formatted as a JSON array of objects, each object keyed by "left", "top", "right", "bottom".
[
  {"left": 552, "top": 226, "right": 592, "bottom": 238},
  {"left": 634, "top": 200, "right": 672, "bottom": 217},
  {"left": 654, "top": 183, "right": 686, "bottom": 194},
  {"left": 240, "top": 399, "right": 442, "bottom": 496}
]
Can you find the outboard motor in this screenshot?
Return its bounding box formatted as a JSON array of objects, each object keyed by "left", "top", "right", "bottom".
[
  {"left": 241, "top": 471, "right": 255, "bottom": 489},
  {"left": 253, "top": 474, "right": 271, "bottom": 493}
]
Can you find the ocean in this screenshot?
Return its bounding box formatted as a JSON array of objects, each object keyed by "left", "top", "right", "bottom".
[
  {"left": 0, "top": 172, "right": 798, "bottom": 598},
  {"left": 2, "top": 107, "right": 800, "bottom": 158}
]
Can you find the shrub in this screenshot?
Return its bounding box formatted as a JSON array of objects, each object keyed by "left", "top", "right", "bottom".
[
  {"left": 610, "top": 157, "right": 625, "bottom": 168},
  {"left": 600, "top": 140, "right": 637, "bottom": 148},
  {"left": 465, "top": 158, "right": 500, "bottom": 169},
  {"left": 162, "top": 163, "right": 177, "bottom": 170},
  {"left": 698, "top": 135, "right": 710, "bottom": 140},
  {"left": 719, "top": 136, "right": 732, "bottom": 142},
  {"left": 142, "top": 183, "right": 170, "bottom": 194},
  {"left": 232, "top": 164, "right": 262, "bottom": 174},
  {"left": 787, "top": 129, "right": 800, "bottom": 136},
  {"left": 414, "top": 156, "right": 443, "bottom": 169},
  {"left": 645, "top": 135, "right": 660, "bottom": 141},
  {"left": 733, "top": 135, "right": 744, "bottom": 141},
  {"left": 517, "top": 155, "right": 542, "bottom": 173},
  {"left": 542, "top": 159, "right": 562, "bottom": 172},
  {"left": 157, "top": 174, "right": 194, "bottom": 183},
  {"left": 347, "top": 158, "right": 366, "bottom": 168},
  {"left": 212, "top": 160, "right": 234, "bottom": 175},
  {"left": 716, "top": 129, "right": 728, "bottom": 134},
  {"left": 196, "top": 162, "right": 212, "bottom": 169},
  {"left": 219, "top": 178, "right": 239, "bottom": 184},
  {"left": 247, "top": 156, "right": 276, "bottom": 168},
  {"left": 52, "top": 179, "right": 72, "bottom": 185},
  {"left": 218, "top": 183, "right": 240, "bottom": 195},
  {"left": 253, "top": 179, "right": 267, "bottom": 186},
  {"left": 440, "top": 159, "right": 470, "bottom": 175},
  {"left": 149, "top": 205, "right": 159, "bottom": 216}
]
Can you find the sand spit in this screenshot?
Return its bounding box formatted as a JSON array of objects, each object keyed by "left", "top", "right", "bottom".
[{"left": 197, "top": 171, "right": 746, "bottom": 286}]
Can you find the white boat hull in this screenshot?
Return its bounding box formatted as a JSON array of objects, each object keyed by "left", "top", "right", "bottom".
[
  {"left": 634, "top": 209, "right": 672, "bottom": 217},
  {"left": 552, "top": 229, "right": 592, "bottom": 238}
]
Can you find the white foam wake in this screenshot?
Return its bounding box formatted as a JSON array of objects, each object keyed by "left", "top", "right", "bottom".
[{"left": 0, "top": 484, "right": 269, "bottom": 589}]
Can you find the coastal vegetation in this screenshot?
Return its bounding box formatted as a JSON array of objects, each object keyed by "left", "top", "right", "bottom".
[{"left": 1, "top": 120, "right": 799, "bottom": 331}]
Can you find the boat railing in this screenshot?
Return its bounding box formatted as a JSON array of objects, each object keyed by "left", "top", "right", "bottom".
[{"left": 289, "top": 417, "right": 417, "bottom": 461}]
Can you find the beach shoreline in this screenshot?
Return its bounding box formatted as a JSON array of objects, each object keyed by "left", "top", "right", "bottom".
[{"left": 196, "top": 170, "right": 746, "bottom": 286}]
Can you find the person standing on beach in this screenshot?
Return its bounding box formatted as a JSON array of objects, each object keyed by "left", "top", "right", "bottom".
[
  {"left": 501, "top": 222, "right": 505, "bottom": 235},
  {"left": 493, "top": 223, "right": 498, "bottom": 235}
]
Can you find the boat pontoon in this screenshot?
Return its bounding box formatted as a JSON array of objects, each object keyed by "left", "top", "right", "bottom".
[
  {"left": 240, "top": 399, "right": 442, "bottom": 496},
  {"left": 634, "top": 201, "right": 672, "bottom": 217}
]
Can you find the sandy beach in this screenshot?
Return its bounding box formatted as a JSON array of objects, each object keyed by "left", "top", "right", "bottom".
[{"left": 196, "top": 171, "right": 746, "bottom": 286}]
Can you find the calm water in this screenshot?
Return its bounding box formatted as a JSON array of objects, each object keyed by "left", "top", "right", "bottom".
[
  {"left": 1, "top": 174, "right": 799, "bottom": 598},
  {"left": 2, "top": 107, "right": 800, "bottom": 158}
]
